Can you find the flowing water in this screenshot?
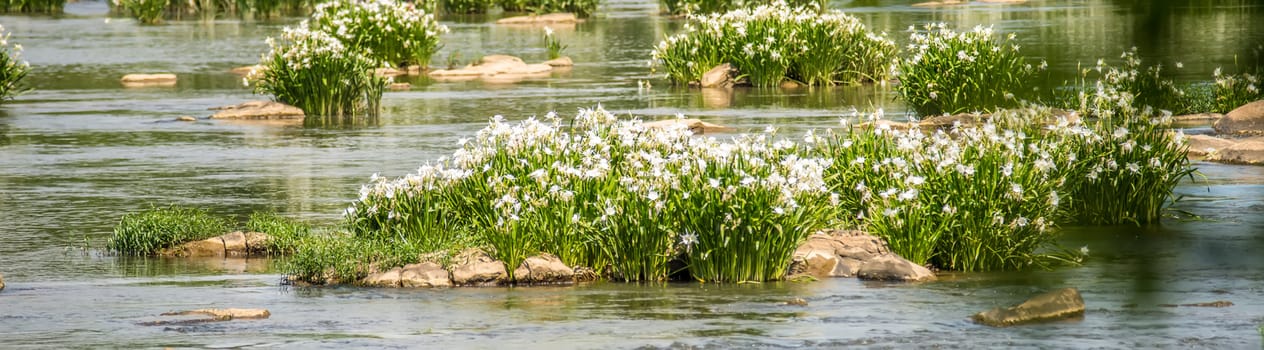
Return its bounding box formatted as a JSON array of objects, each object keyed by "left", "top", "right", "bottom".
[{"left": 1, "top": 0, "right": 1263, "bottom": 347}]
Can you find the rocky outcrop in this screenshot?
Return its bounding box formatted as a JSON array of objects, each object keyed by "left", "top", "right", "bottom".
[
  {"left": 1213, "top": 100, "right": 1264, "bottom": 135},
  {"left": 972, "top": 288, "right": 1085, "bottom": 327},
  {"left": 642, "top": 118, "right": 732, "bottom": 134},
  {"left": 495, "top": 13, "right": 581, "bottom": 25},
  {"left": 450, "top": 249, "right": 507, "bottom": 286},
  {"left": 1186, "top": 134, "right": 1237, "bottom": 157},
  {"left": 512, "top": 254, "right": 574, "bottom": 284},
  {"left": 209, "top": 101, "right": 305, "bottom": 120},
  {"left": 401, "top": 262, "right": 452, "bottom": 288},
  {"left": 121, "top": 73, "right": 177, "bottom": 87},
  {"left": 700, "top": 63, "right": 734, "bottom": 88},
  {"left": 1206, "top": 137, "right": 1264, "bottom": 165},
  {"left": 160, "top": 231, "right": 271, "bottom": 257},
  {"left": 428, "top": 55, "right": 556, "bottom": 83},
  {"left": 789, "top": 230, "right": 935, "bottom": 282}
]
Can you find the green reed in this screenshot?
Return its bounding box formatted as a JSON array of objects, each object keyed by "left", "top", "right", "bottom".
[
  {"left": 543, "top": 27, "right": 566, "bottom": 60},
  {"left": 251, "top": 26, "right": 386, "bottom": 118},
  {"left": 108, "top": 206, "right": 232, "bottom": 256}
]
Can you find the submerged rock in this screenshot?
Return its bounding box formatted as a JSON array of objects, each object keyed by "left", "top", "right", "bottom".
[
  {"left": 544, "top": 56, "right": 574, "bottom": 67},
  {"left": 1160, "top": 300, "right": 1234, "bottom": 308},
  {"left": 400, "top": 262, "right": 452, "bottom": 288},
  {"left": 176, "top": 116, "right": 197, "bottom": 122},
  {"left": 162, "top": 308, "right": 270, "bottom": 320},
  {"left": 495, "top": 13, "right": 580, "bottom": 25},
  {"left": 700, "top": 63, "right": 734, "bottom": 88},
  {"left": 642, "top": 118, "right": 732, "bottom": 134},
  {"left": 972, "top": 288, "right": 1085, "bottom": 327},
  {"left": 121, "top": 73, "right": 177, "bottom": 87},
  {"left": 1206, "top": 137, "right": 1264, "bottom": 165},
  {"left": 450, "top": 249, "right": 507, "bottom": 286},
  {"left": 512, "top": 253, "right": 574, "bottom": 284},
  {"left": 209, "top": 101, "right": 305, "bottom": 120},
  {"left": 1214, "top": 100, "right": 1264, "bottom": 135},
  {"left": 428, "top": 55, "right": 556, "bottom": 83}
]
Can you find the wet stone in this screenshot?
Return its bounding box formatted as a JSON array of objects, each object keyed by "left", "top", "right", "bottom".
[{"left": 973, "top": 288, "right": 1086, "bottom": 327}]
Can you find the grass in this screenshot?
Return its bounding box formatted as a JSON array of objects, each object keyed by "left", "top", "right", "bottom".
[
  {"left": 652, "top": 1, "right": 896, "bottom": 87},
  {"left": 0, "top": 25, "right": 31, "bottom": 103},
  {"left": 0, "top": 0, "right": 64, "bottom": 13},
  {"left": 895, "top": 23, "right": 1042, "bottom": 117},
  {"left": 543, "top": 27, "right": 566, "bottom": 60},
  {"left": 250, "top": 26, "right": 387, "bottom": 118},
  {"left": 108, "top": 206, "right": 232, "bottom": 256},
  {"left": 499, "top": 0, "right": 599, "bottom": 18},
  {"left": 245, "top": 211, "right": 313, "bottom": 255},
  {"left": 114, "top": 0, "right": 166, "bottom": 24}
]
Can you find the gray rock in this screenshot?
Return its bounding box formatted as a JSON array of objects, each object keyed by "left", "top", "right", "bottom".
[
  {"left": 1186, "top": 134, "right": 1237, "bottom": 157},
  {"left": 209, "top": 101, "right": 305, "bottom": 120},
  {"left": 973, "top": 288, "right": 1085, "bottom": 327},
  {"left": 700, "top": 63, "right": 734, "bottom": 88},
  {"left": 1206, "top": 137, "right": 1264, "bottom": 165},
  {"left": 450, "top": 249, "right": 507, "bottom": 286},
  {"left": 856, "top": 254, "right": 936, "bottom": 282},
  {"left": 1214, "top": 100, "right": 1264, "bottom": 135},
  {"left": 512, "top": 253, "right": 574, "bottom": 284},
  {"left": 400, "top": 262, "right": 452, "bottom": 288}
]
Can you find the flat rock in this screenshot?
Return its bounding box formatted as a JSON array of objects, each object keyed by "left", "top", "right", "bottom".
[
  {"left": 496, "top": 13, "right": 580, "bottom": 25},
  {"left": 512, "top": 254, "right": 574, "bottom": 284},
  {"left": 387, "top": 82, "right": 411, "bottom": 91},
  {"left": 1173, "top": 113, "right": 1223, "bottom": 122},
  {"left": 161, "top": 237, "right": 225, "bottom": 257},
  {"left": 375, "top": 67, "right": 407, "bottom": 77},
  {"left": 450, "top": 249, "right": 507, "bottom": 286},
  {"left": 176, "top": 116, "right": 197, "bottom": 122},
  {"left": 121, "top": 73, "right": 177, "bottom": 87},
  {"left": 1206, "top": 137, "right": 1264, "bottom": 165},
  {"left": 912, "top": 0, "right": 964, "bottom": 7},
  {"left": 1214, "top": 100, "right": 1264, "bottom": 135},
  {"left": 973, "top": 288, "right": 1085, "bottom": 327},
  {"left": 700, "top": 63, "right": 733, "bottom": 88},
  {"left": 209, "top": 101, "right": 305, "bottom": 120},
  {"left": 0, "top": 272, "right": 5, "bottom": 291},
  {"left": 856, "top": 254, "right": 936, "bottom": 282},
  {"left": 642, "top": 118, "right": 732, "bottom": 134},
  {"left": 163, "top": 308, "right": 271, "bottom": 320},
  {"left": 428, "top": 55, "right": 555, "bottom": 83},
  {"left": 481, "top": 55, "right": 526, "bottom": 65},
  {"left": 544, "top": 56, "right": 574, "bottom": 67},
  {"left": 361, "top": 267, "right": 404, "bottom": 287},
  {"left": 400, "top": 262, "right": 452, "bottom": 288},
  {"left": 1186, "top": 134, "right": 1237, "bottom": 157}
]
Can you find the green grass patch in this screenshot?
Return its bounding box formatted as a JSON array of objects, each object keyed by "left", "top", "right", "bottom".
[
  {"left": 1, "top": 0, "right": 64, "bottom": 13},
  {"left": 245, "top": 211, "right": 313, "bottom": 255},
  {"left": 108, "top": 206, "right": 232, "bottom": 256}
]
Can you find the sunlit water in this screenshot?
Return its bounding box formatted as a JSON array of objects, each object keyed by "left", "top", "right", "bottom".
[{"left": 1, "top": 0, "right": 1262, "bottom": 348}]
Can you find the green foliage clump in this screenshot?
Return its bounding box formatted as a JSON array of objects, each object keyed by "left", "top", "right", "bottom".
[
  {"left": 499, "top": 0, "right": 598, "bottom": 18},
  {"left": 310, "top": 0, "right": 449, "bottom": 68},
  {"left": 660, "top": 0, "right": 822, "bottom": 16},
  {"left": 0, "top": 26, "right": 31, "bottom": 103},
  {"left": 652, "top": 2, "right": 895, "bottom": 87},
  {"left": 114, "top": 0, "right": 167, "bottom": 24},
  {"left": 0, "top": 0, "right": 65, "bottom": 13},
  {"left": 108, "top": 206, "right": 232, "bottom": 256},
  {"left": 1211, "top": 68, "right": 1262, "bottom": 113},
  {"left": 245, "top": 211, "right": 312, "bottom": 255},
  {"left": 1058, "top": 48, "right": 1206, "bottom": 117},
  {"left": 895, "top": 23, "right": 1042, "bottom": 116},
  {"left": 251, "top": 26, "right": 387, "bottom": 118}
]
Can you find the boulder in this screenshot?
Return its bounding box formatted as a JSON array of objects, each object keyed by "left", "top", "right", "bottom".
[
  {"left": 700, "top": 63, "right": 734, "bottom": 88},
  {"left": 1206, "top": 137, "right": 1264, "bottom": 165},
  {"left": 642, "top": 118, "right": 732, "bottom": 134},
  {"left": 856, "top": 254, "right": 936, "bottom": 282},
  {"left": 1186, "top": 134, "right": 1237, "bottom": 157},
  {"left": 789, "top": 230, "right": 912, "bottom": 279},
  {"left": 1213, "top": 100, "right": 1264, "bottom": 135},
  {"left": 161, "top": 237, "right": 225, "bottom": 257},
  {"left": 176, "top": 116, "right": 197, "bottom": 122},
  {"left": 544, "top": 56, "right": 574, "bottom": 67},
  {"left": 361, "top": 267, "right": 404, "bottom": 287},
  {"left": 481, "top": 55, "right": 526, "bottom": 65},
  {"left": 163, "top": 308, "right": 270, "bottom": 320},
  {"left": 400, "top": 262, "right": 452, "bottom": 288},
  {"left": 512, "top": 254, "right": 574, "bottom": 284},
  {"left": 220, "top": 231, "right": 248, "bottom": 255},
  {"left": 121, "top": 73, "right": 177, "bottom": 87},
  {"left": 159, "top": 232, "right": 271, "bottom": 257},
  {"left": 972, "top": 288, "right": 1085, "bottom": 327},
  {"left": 209, "top": 101, "right": 305, "bottom": 120},
  {"left": 450, "top": 249, "right": 507, "bottom": 286},
  {"left": 495, "top": 13, "right": 580, "bottom": 25},
  {"left": 0, "top": 272, "right": 5, "bottom": 291}
]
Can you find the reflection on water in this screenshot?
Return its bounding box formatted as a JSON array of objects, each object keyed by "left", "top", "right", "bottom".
[{"left": 1, "top": 0, "right": 1263, "bottom": 348}]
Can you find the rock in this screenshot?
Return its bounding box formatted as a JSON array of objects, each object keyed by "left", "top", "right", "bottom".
[
  {"left": 796, "top": 250, "right": 842, "bottom": 278},
  {"left": 220, "top": 231, "right": 248, "bottom": 255},
  {"left": 918, "top": 112, "right": 988, "bottom": 129},
  {"left": 779, "top": 80, "right": 801, "bottom": 89},
  {"left": 387, "top": 82, "right": 411, "bottom": 91},
  {"left": 163, "top": 308, "right": 271, "bottom": 320},
  {"left": 161, "top": 236, "right": 225, "bottom": 257},
  {"left": 230, "top": 65, "right": 265, "bottom": 76},
  {"left": 427, "top": 55, "right": 555, "bottom": 83},
  {"left": 642, "top": 118, "right": 732, "bottom": 134},
  {"left": 375, "top": 67, "right": 406, "bottom": 77},
  {"left": 544, "top": 56, "right": 574, "bottom": 67},
  {"left": 911, "top": 0, "right": 964, "bottom": 7},
  {"left": 481, "top": 55, "right": 526, "bottom": 65},
  {"left": 784, "top": 298, "right": 808, "bottom": 306},
  {"left": 972, "top": 288, "right": 1085, "bottom": 327},
  {"left": 1214, "top": 100, "right": 1264, "bottom": 135},
  {"left": 400, "top": 262, "right": 452, "bottom": 288},
  {"left": 1173, "top": 113, "right": 1223, "bottom": 123},
  {"left": 573, "top": 266, "right": 599, "bottom": 282},
  {"left": 361, "top": 267, "right": 404, "bottom": 287},
  {"left": 406, "top": 65, "right": 423, "bottom": 76},
  {"left": 700, "top": 63, "right": 734, "bottom": 88},
  {"left": 450, "top": 249, "right": 507, "bottom": 286},
  {"left": 0, "top": 273, "right": 5, "bottom": 291},
  {"left": 511, "top": 253, "right": 574, "bottom": 284},
  {"left": 121, "top": 73, "right": 177, "bottom": 87},
  {"left": 1207, "top": 137, "right": 1264, "bottom": 165},
  {"left": 856, "top": 255, "right": 935, "bottom": 282},
  {"left": 1186, "top": 134, "right": 1237, "bottom": 157},
  {"left": 176, "top": 116, "right": 196, "bottom": 122},
  {"left": 495, "top": 13, "right": 580, "bottom": 25},
  {"left": 160, "top": 232, "right": 271, "bottom": 257},
  {"left": 209, "top": 101, "right": 305, "bottom": 120},
  {"left": 243, "top": 231, "right": 269, "bottom": 254}
]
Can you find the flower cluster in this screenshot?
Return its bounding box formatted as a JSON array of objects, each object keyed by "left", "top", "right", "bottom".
[
  {"left": 311, "top": 0, "right": 448, "bottom": 68},
  {"left": 659, "top": 0, "right": 822, "bottom": 16},
  {"left": 251, "top": 25, "right": 387, "bottom": 117},
  {"left": 1212, "top": 67, "right": 1262, "bottom": 113},
  {"left": 1060, "top": 48, "right": 1201, "bottom": 118},
  {"left": 0, "top": 25, "right": 31, "bottom": 102},
  {"left": 895, "top": 23, "right": 1042, "bottom": 116},
  {"left": 652, "top": 1, "right": 896, "bottom": 87}
]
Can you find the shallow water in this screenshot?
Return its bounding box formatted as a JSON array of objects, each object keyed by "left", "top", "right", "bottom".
[{"left": 2, "top": 0, "right": 1264, "bottom": 348}]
